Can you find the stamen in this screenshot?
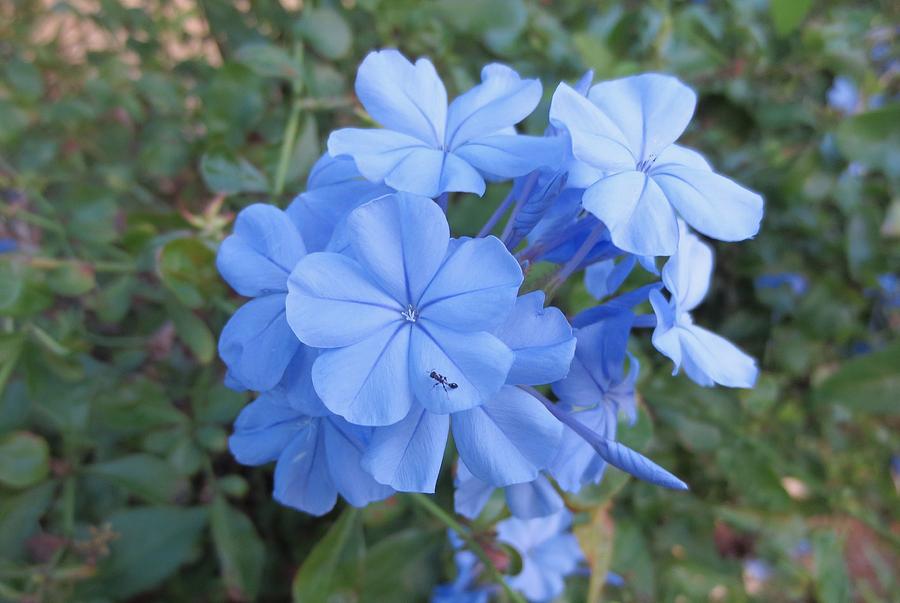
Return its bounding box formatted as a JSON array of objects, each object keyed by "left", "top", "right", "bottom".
[{"left": 401, "top": 304, "right": 419, "bottom": 322}]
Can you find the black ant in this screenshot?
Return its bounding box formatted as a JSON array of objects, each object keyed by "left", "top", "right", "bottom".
[{"left": 429, "top": 370, "right": 458, "bottom": 392}]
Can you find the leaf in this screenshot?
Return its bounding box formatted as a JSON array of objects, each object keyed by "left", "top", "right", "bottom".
[
  {"left": 813, "top": 340, "right": 900, "bottom": 415},
  {"left": 86, "top": 453, "right": 181, "bottom": 503},
  {"left": 292, "top": 507, "right": 365, "bottom": 603},
  {"left": 0, "top": 431, "right": 50, "bottom": 489},
  {"left": 812, "top": 530, "right": 850, "bottom": 603},
  {"left": 434, "top": 0, "right": 527, "bottom": 36},
  {"left": 835, "top": 105, "right": 900, "bottom": 177},
  {"left": 46, "top": 260, "right": 96, "bottom": 296},
  {"left": 360, "top": 529, "right": 441, "bottom": 603},
  {"left": 200, "top": 152, "right": 269, "bottom": 195},
  {"left": 295, "top": 8, "right": 352, "bottom": 60},
  {"left": 157, "top": 237, "right": 220, "bottom": 309},
  {"left": 236, "top": 43, "right": 303, "bottom": 80},
  {"left": 770, "top": 0, "right": 812, "bottom": 36},
  {"left": 574, "top": 505, "right": 615, "bottom": 603},
  {"left": 210, "top": 495, "right": 265, "bottom": 601},
  {"left": 0, "top": 259, "right": 25, "bottom": 310},
  {"left": 170, "top": 304, "right": 215, "bottom": 364},
  {"left": 96, "top": 506, "right": 208, "bottom": 599},
  {"left": 0, "top": 481, "right": 55, "bottom": 560}
]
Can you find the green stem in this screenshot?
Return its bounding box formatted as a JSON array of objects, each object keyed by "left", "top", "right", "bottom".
[
  {"left": 273, "top": 99, "right": 303, "bottom": 197},
  {"left": 408, "top": 493, "right": 526, "bottom": 603}
]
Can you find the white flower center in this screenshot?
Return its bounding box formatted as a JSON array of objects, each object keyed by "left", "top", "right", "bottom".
[{"left": 401, "top": 304, "right": 419, "bottom": 322}]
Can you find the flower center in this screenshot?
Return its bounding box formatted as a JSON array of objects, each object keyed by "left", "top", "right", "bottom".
[
  {"left": 636, "top": 154, "right": 658, "bottom": 173},
  {"left": 401, "top": 304, "right": 419, "bottom": 322}
]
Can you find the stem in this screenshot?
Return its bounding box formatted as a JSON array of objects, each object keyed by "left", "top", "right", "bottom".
[
  {"left": 544, "top": 221, "right": 607, "bottom": 300},
  {"left": 478, "top": 189, "right": 517, "bottom": 238},
  {"left": 273, "top": 98, "right": 303, "bottom": 197},
  {"left": 408, "top": 494, "right": 526, "bottom": 603}
]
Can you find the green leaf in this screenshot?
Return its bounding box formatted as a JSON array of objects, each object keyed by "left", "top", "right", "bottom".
[
  {"left": 835, "top": 105, "right": 900, "bottom": 177},
  {"left": 236, "top": 43, "right": 303, "bottom": 80},
  {"left": 0, "top": 259, "right": 25, "bottom": 311},
  {"left": 86, "top": 453, "right": 181, "bottom": 503},
  {"left": 813, "top": 340, "right": 900, "bottom": 415},
  {"left": 170, "top": 304, "right": 215, "bottom": 364},
  {"left": 296, "top": 8, "right": 352, "bottom": 60},
  {"left": 770, "top": 0, "right": 812, "bottom": 36},
  {"left": 46, "top": 260, "right": 96, "bottom": 296},
  {"left": 210, "top": 495, "right": 265, "bottom": 601},
  {"left": 0, "top": 431, "right": 50, "bottom": 489},
  {"left": 292, "top": 507, "right": 365, "bottom": 603},
  {"left": 96, "top": 506, "right": 207, "bottom": 599},
  {"left": 360, "top": 529, "right": 441, "bottom": 602},
  {"left": 0, "top": 481, "right": 55, "bottom": 560},
  {"left": 200, "top": 152, "right": 269, "bottom": 195},
  {"left": 812, "top": 530, "right": 850, "bottom": 603},
  {"left": 434, "top": 0, "right": 527, "bottom": 36},
  {"left": 157, "top": 237, "right": 220, "bottom": 309},
  {"left": 574, "top": 506, "right": 615, "bottom": 603}
]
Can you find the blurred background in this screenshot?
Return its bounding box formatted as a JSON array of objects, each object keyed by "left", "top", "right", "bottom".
[{"left": 0, "top": 1, "right": 898, "bottom": 601}]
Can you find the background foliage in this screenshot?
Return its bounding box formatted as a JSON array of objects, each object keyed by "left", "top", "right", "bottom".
[{"left": 1, "top": 0, "right": 898, "bottom": 601}]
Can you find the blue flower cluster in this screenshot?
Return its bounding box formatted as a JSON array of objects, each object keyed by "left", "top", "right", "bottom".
[{"left": 217, "top": 49, "right": 763, "bottom": 598}]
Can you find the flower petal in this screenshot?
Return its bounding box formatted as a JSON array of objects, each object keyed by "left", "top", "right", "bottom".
[
  {"left": 323, "top": 418, "right": 395, "bottom": 506},
  {"left": 354, "top": 49, "right": 447, "bottom": 146},
  {"left": 410, "top": 323, "right": 513, "bottom": 414},
  {"left": 454, "top": 461, "right": 495, "bottom": 520},
  {"left": 229, "top": 393, "right": 307, "bottom": 466},
  {"left": 652, "top": 165, "right": 764, "bottom": 243},
  {"left": 548, "top": 82, "right": 635, "bottom": 172},
  {"left": 446, "top": 64, "right": 542, "bottom": 148},
  {"left": 547, "top": 404, "right": 614, "bottom": 492},
  {"left": 661, "top": 222, "right": 713, "bottom": 311},
  {"left": 216, "top": 204, "right": 306, "bottom": 297},
  {"left": 420, "top": 237, "right": 522, "bottom": 331},
  {"left": 587, "top": 73, "right": 696, "bottom": 160},
  {"left": 273, "top": 421, "right": 338, "bottom": 516},
  {"left": 327, "top": 128, "right": 429, "bottom": 184},
  {"left": 451, "top": 386, "right": 563, "bottom": 487},
  {"left": 493, "top": 291, "right": 576, "bottom": 385},
  {"left": 346, "top": 193, "right": 449, "bottom": 304},
  {"left": 582, "top": 170, "right": 678, "bottom": 256},
  {"left": 454, "top": 134, "right": 565, "bottom": 179},
  {"left": 361, "top": 405, "right": 449, "bottom": 492},
  {"left": 676, "top": 322, "right": 759, "bottom": 388},
  {"left": 218, "top": 294, "right": 299, "bottom": 391},
  {"left": 505, "top": 476, "right": 564, "bottom": 519},
  {"left": 286, "top": 252, "right": 401, "bottom": 348},
  {"left": 312, "top": 324, "right": 413, "bottom": 426}
]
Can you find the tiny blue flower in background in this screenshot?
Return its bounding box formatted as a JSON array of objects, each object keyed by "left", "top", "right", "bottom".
[
  {"left": 431, "top": 532, "right": 492, "bottom": 603},
  {"left": 328, "top": 49, "right": 562, "bottom": 197},
  {"left": 549, "top": 73, "right": 764, "bottom": 256},
  {"left": 0, "top": 238, "right": 17, "bottom": 254},
  {"left": 827, "top": 76, "right": 860, "bottom": 115},
  {"left": 755, "top": 272, "right": 809, "bottom": 296},
  {"left": 216, "top": 204, "right": 308, "bottom": 392},
  {"left": 650, "top": 222, "right": 758, "bottom": 388},
  {"left": 497, "top": 510, "right": 584, "bottom": 602}
]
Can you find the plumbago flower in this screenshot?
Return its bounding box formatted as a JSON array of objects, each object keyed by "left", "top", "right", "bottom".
[
  {"left": 216, "top": 49, "right": 765, "bottom": 598},
  {"left": 328, "top": 50, "right": 562, "bottom": 197}
]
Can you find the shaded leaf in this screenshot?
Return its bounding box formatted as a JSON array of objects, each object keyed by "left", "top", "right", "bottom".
[{"left": 292, "top": 507, "right": 365, "bottom": 603}]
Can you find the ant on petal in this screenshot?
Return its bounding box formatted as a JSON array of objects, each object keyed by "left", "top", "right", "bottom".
[{"left": 429, "top": 370, "right": 458, "bottom": 392}]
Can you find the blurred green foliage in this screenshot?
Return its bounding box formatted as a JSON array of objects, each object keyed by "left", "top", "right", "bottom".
[{"left": 0, "top": 1, "right": 898, "bottom": 601}]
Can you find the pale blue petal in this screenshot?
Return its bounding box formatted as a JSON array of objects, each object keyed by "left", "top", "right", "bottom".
[
  {"left": 593, "top": 437, "right": 687, "bottom": 489},
  {"left": 327, "top": 127, "right": 429, "bottom": 184},
  {"left": 677, "top": 322, "right": 759, "bottom": 388},
  {"left": 530, "top": 533, "right": 584, "bottom": 574},
  {"left": 652, "top": 143, "right": 711, "bottom": 171},
  {"left": 218, "top": 294, "right": 299, "bottom": 391},
  {"left": 507, "top": 169, "right": 567, "bottom": 249},
  {"left": 547, "top": 404, "right": 614, "bottom": 492},
  {"left": 346, "top": 193, "right": 448, "bottom": 303},
  {"left": 454, "top": 461, "right": 494, "bottom": 520},
  {"left": 446, "top": 63, "right": 542, "bottom": 148},
  {"left": 273, "top": 421, "right": 338, "bottom": 516},
  {"left": 493, "top": 291, "right": 576, "bottom": 385},
  {"left": 229, "top": 393, "right": 307, "bottom": 466},
  {"left": 287, "top": 154, "right": 392, "bottom": 252},
  {"left": 361, "top": 406, "right": 449, "bottom": 492},
  {"left": 384, "top": 148, "right": 447, "bottom": 197},
  {"left": 505, "top": 476, "right": 564, "bottom": 519},
  {"left": 587, "top": 73, "right": 696, "bottom": 160},
  {"left": 216, "top": 203, "right": 305, "bottom": 297},
  {"left": 323, "top": 418, "right": 395, "bottom": 506},
  {"left": 651, "top": 165, "right": 764, "bottom": 243},
  {"left": 661, "top": 222, "right": 713, "bottom": 311},
  {"left": 410, "top": 323, "right": 513, "bottom": 414},
  {"left": 354, "top": 49, "right": 446, "bottom": 146},
  {"left": 582, "top": 170, "right": 679, "bottom": 256},
  {"left": 286, "top": 252, "right": 401, "bottom": 348},
  {"left": 419, "top": 237, "right": 522, "bottom": 331},
  {"left": 548, "top": 83, "right": 635, "bottom": 171},
  {"left": 274, "top": 345, "right": 329, "bottom": 417},
  {"left": 454, "top": 134, "right": 565, "bottom": 179},
  {"left": 451, "top": 386, "right": 563, "bottom": 487},
  {"left": 584, "top": 255, "right": 636, "bottom": 300},
  {"left": 312, "top": 324, "right": 413, "bottom": 426}
]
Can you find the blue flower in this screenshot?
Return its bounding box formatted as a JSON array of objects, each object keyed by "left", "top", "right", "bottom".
[
  {"left": 454, "top": 461, "right": 563, "bottom": 520},
  {"left": 549, "top": 73, "right": 764, "bottom": 256},
  {"left": 229, "top": 385, "right": 393, "bottom": 516},
  {"left": 0, "top": 238, "right": 17, "bottom": 254},
  {"left": 827, "top": 76, "right": 860, "bottom": 115},
  {"left": 216, "top": 204, "right": 307, "bottom": 391},
  {"left": 649, "top": 222, "right": 758, "bottom": 388},
  {"left": 328, "top": 49, "right": 562, "bottom": 197},
  {"left": 286, "top": 153, "right": 393, "bottom": 252},
  {"left": 286, "top": 193, "right": 523, "bottom": 426},
  {"left": 497, "top": 510, "right": 584, "bottom": 602},
  {"left": 431, "top": 532, "right": 492, "bottom": 603}
]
